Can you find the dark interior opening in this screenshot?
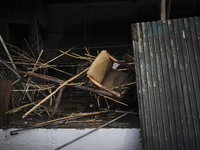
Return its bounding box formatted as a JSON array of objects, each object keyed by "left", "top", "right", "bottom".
[{"left": 0, "top": 0, "right": 199, "bottom": 129}]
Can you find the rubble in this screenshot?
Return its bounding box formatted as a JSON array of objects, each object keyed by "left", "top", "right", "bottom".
[{"left": 0, "top": 35, "right": 137, "bottom": 130}]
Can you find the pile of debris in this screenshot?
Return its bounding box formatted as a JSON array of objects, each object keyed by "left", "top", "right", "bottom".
[{"left": 0, "top": 35, "right": 137, "bottom": 131}]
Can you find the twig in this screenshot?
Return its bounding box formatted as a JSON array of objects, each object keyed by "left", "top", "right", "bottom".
[
  {"left": 48, "top": 66, "right": 74, "bottom": 77},
  {"left": 5, "top": 42, "right": 33, "bottom": 60},
  {"left": 98, "top": 93, "right": 128, "bottom": 106},
  {"left": 18, "top": 69, "right": 114, "bottom": 97},
  {"left": 59, "top": 50, "right": 88, "bottom": 60},
  {"left": 0, "top": 58, "right": 20, "bottom": 78},
  {"left": 21, "top": 50, "right": 44, "bottom": 103},
  {"left": 34, "top": 110, "right": 109, "bottom": 127},
  {"left": 12, "top": 46, "right": 76, "bottom": 85},
  {"left": 104, "top": 97, "right": 110, "bottom": 109},
  {"left": 45, "top": 109, "right": 51, "bottom": 117},
  {"left": 22, "top": 67, "right": 89, "bottom": 118},
  {"left": 84, "top": 46, "right": 90, "bottom": 55},
  {"left": 12, "top": 86, "right": 56, "bottom": 92},
  {"left": 111, "top": 81, "right": 136, "bottom": 90},
  {"left": 51, "top": 87, "right": 65, "bottom": 117},
  {"left": 0, "top": 35, "right": 16, "bottom": 69},
  {"left": 38, "top": 46, "right": 76, "bottom": 69},
  {"left": 65, "top": 119, "right": 102, "bottom": 124},
  {"left": 97, "top": 95, "right": 100, "bottom": 107},
  {"left": 24, "top": 38, "right": 36, "bottom": 60},
  {"left": 6, "top": 100, "right": 41, "bottom": 114},
  {"left": 34, "top": 111, "right": 43, "bottom": 118},
  {"left": 32, "top": 50, "right": 44, "bottom": 72},
  {"left": 85, "top": 53, "right": 96, "bottom": 58}
]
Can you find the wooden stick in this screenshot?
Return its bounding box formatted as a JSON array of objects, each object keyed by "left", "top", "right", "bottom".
[
  {"left": 59, "top": 50, "right": 89, "bottom": 60},
  {"left": 0, "top": 35, "right": 16, "bottom": 69},
  {"left": 33, "top": 110, "right": 109, "bottom": 126},
  {"left": 65, "top": 119, "right": 102, "bottom": 124},
  {"left": 51, "top": 87, "right": 65, "bottom": 117},
  {"left": 18, "top": 69, "right": 114, "bottom": 97},
  {"left": 97, "top": 95, "right": 100, "bottom": 107},
  {"left": 87, "top": 75, "right": 121, "bottom": 98},
  {"left": 111, "top": 81, "right": 136, "bottom": 90},
  {"left": 98, "top": 93, "right": 128, "bottom": 106},
  {"left": 85, "top": 53, "right": 96, "bottom": 58},
  {"left": 12, "top": 47, "right": 75, "bottom": 85},
  {"left": 5, "top": 42, "right": 33, "bottom": 61},
  {"left": 45, "top": 109, "right": 51, "bottom": 117},
  {"left": 0, "top": 58, "right": 20, "bottom": 78},
  {"left": 6, "top": 100, "right": 41, "bottom": 114},
  {"left": 22, "top": 67, "right": 89, "bottom": 118},
  {"left": 24, "top": 38, "right": 36, "bottom": 60},
  {"left": 84, "top": 46, "right": 90, "bottom": 54},
  {"left": 32, "top": 50, "right": 43, "bottom": 72},
  {"left": 0, "top": 58, "right": 33, "bottom": 102},
  {"left": 48, "top": 66, "right": 74, "bottom": 77},
  {"left": 21, "top": 50, "right": 44, "bottom": 103},
  {"left": 38, "top": 47, "right": 76, "bottom": 69}
]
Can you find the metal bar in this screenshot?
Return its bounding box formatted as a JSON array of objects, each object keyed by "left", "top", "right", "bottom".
[{"left": 55, "top": 113, "right": 128, "bottom": 150}]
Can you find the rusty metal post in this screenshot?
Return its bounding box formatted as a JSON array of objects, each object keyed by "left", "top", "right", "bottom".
[{"left": 0, "top": 80, "right": 11, "bottom": 127}]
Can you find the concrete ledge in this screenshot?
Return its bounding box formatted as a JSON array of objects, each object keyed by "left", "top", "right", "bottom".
[{"left": 0, "top": 128, "right": 141, "bottom": 150}]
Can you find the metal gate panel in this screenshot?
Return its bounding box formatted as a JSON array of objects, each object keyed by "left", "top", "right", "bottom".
[{"left": 132, "top": 17, "right": 200, "bottom": 150}]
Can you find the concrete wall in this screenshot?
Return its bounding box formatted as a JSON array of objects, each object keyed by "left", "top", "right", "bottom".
[{"left": 0, "top": 128, "right": 141, "bottom": 150}]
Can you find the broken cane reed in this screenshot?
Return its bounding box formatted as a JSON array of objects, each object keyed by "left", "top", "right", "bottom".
[{"left": 22, "top": 67, "right": 89, "bottom": 118}]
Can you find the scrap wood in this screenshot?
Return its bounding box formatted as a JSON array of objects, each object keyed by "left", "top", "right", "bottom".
[
  {"left": 65, "top": 119, "right": 102, "bottom": 124},
  {"left": 111, "top": 81, "right": 136, "bottom": 90},
  {"left": 6, "top": 100, "right": 41, "bottom": 114},
  {"left": 10, "top": 116, "right": 83, "bottom": 136},
  {"left": 12, "top": 46, "right": 76, "bottom": 86},
  {"left": 18, "top": 69, "right": 64, "bottom": 84},
  {"left": 0, "top": 35, "right": 16, "bottom": 69},
  {"left": 33, "top": 110, "right": 110, "bottom": 127},
  {"left": 84, "top": 46, "right": 90, "bottom": 55},
  {"left": 0, "top": 58, "right": 20, "bottom": 78},
  {"left": 22, "top": 67, "right": 89, "bottom": 118},
  {"left": 48, "top": 66, "right": 74, "bottom": 77},
  {"left": 85, "top": 53, "right": 96, "bottom": 59},
  {"left": 5, "top": 42, "right": 34, "bottom": 61},
  {"left": 34, "top": 111, "right": 43, "bottom": 118},
  {"left": 10, "top": 111, "right": 107, "bottom": 136},
  {"left": 0, "top": 58, "right": 33, "bottom": 102},
  {"left": 12, "top": 83, "right": 57, "bottom": 92},
  {"left": 12, "top": 86, "right": 56, "bottom": 92},
  {"left": 18, "top": 69, "right": 114, "bottom": 97},
  {"left": 98, "top": 93, "right": 128, "bottom": 106},
  {"left": 24, "top": 38, "right": 36, "bottom": 60},
  {"left": 59, "top": 50, "right": 91, "bottom": 61},
  {"left": 51, "top": 86, "right": 65, "bottom": 117},
  {"left": 32, "top": 50, "right": 44, "bottom": 72},
  {"left": 20, "top": 50, "right": 44, "bottom": 103},
  {"left": 38, "top": 46, "right": 76, "bottom": 69}
]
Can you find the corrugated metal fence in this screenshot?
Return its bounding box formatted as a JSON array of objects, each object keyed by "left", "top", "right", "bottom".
[{"left": 132, "top": 17, "right": 200, "bottom": 150}]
